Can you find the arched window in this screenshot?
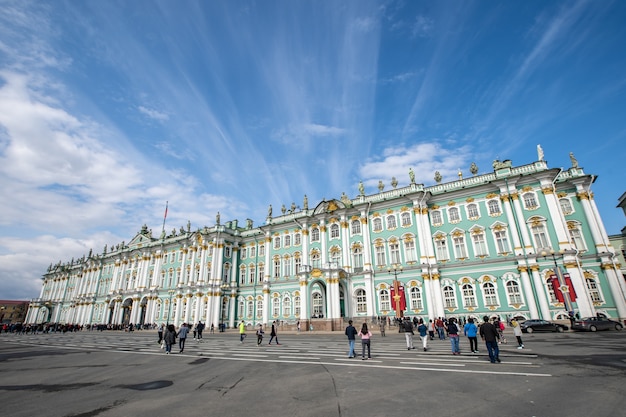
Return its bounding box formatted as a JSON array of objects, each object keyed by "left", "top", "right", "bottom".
[
  {"left": 409, "top": 287, "right": 422, "bottom": 310},
  {"left": 273, "top": 258, "right": 281, "bottom": 279},
  {"left": 256, "top": 299, "right": 263, "bottom": 318},
  {"left": 387, "top": 215, "right": 397, "bottom": 229},
  {"left": 523, "top": 192, "right": 538, "bottom": 209},
  {"left": 435, "top": 236, "right": 449, "bottom": 261},
  {"left": 471, "top": 229, "right": 488, "bottom": 257},
  {"left": 294, "top": 233, "right": 301, "bottom": 246},
  {"left": 506, "top": 281, "right": 522, "bottom": 304},
  {"left": 283, "top": 255, "right": 291, "bottom": 277},
  {"left": 283, "top": 296, "right": 292, "bottom": 317},
  {"left": 389, "top": 240, "right": 401, "bottom": 264},
  {"left": 246, "top": 300, "right": 253, "bottom": 318},
  {"left": 311, "top": 227, "right": 320, "bottom": 242},
  {"left": 238, "top": 298, "right": 245, "bottom": 319},
  {"left": 312, "top": 293, "right": 324, "bottom": 317},
  {"left": 467, "top": 203, "right": 480, "bottom": 219},
  {"left": 529, "top": 218, "right": 550, "bottom": 249},
  {"left": 311, "top": 251, "right": 321, "bottom": 268},
  {"left": 403, "top": 238, "right": 416, "bottom": 263},
  {"left": 274, "top": 236, "right": 281, "bottom": 249},
  {"left": 462, "top": 284, "right": 476, "bottom": 307},
  {"left": 352, "top": 245, "right": 363, "bottom": 270},
  {"left": 431, "top": 210, "right": 442, "bottom": 225},
  {"left": 443, "top": 285, "right": 457, "bottom": 308},
  {"left": 239, "top": 266, "right": 246, "bottom": 284},
  {"left": 284, "top": 234, "right": 291, "bottom": 247},
  {"left": 294, "top": 296, "right": 301, "bottom": 317},
  {"left": 482, "top": 282, "right": 498, "bottom": 306},
  {"left": 401, "top": 212, "right": 411, "bottom": 227},
  {"left": 373, "top": 218, "right": 383, "bottom": 232},
  {"left": 330, "top": 224, "right": 340, "bottom": 239},
  {"left": 586, "top": 278, "right": 603, "bottom": 303},
  {"left": 272, "top": 297, "right": 280, "bottom": 317},
  {"left": 488, "top": 200, "right": 501, "bottom": 216},
  {"left": 560, "top": 198, "right": 573, "bottom": 214},
  {"left": 351, "top": 219, "right": 362, "bottom": 235},
  {"left": 355, "top": 289, "right": 367, "bottom": 313},
  {"left": 448, "top": 207, "right": 460, "bottom": 222},
  {"left": 379, "top": 289, "right": 390, "bottom": 311}
]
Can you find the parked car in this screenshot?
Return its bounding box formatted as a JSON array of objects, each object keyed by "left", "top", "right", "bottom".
[
  {"left": 571, "top": 317, "right": 624, "bottom": 332},
  {"left": 519, "top": 319, "right": 568, "bottom": 333}
]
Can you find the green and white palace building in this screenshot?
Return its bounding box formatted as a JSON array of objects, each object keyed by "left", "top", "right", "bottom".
[{"left": 26, "top": 154, "right": 626, "bottom": 331}]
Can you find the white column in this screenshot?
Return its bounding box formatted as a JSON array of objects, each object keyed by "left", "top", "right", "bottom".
[
  {"left": 517, "top": 266, "right": 539, "bottom": 319},
  {"left": 530, "top": 265, "right": 552, "bottom": 319},
  {"left": 320, "top": 220, "right": 328, "bottom": 265},
  {"left": 541, "top": 186, "right": 573, "bottom": 251}
]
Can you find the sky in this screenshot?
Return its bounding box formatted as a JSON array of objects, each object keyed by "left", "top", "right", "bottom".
[{"left": 0, "top": 0, "right": 625, "bottom": 301}]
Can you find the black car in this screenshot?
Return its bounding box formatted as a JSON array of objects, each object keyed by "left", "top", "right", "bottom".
[
  {"left": 571, "top": 317, "right": 624, "bottom": 332},
  {"left": 519, "top": 319, "right": 568, "bottom": 333}
]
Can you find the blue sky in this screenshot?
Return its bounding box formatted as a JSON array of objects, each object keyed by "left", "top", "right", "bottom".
[{"left": 0, "top": 0, "right": 624, "bottom": 300}]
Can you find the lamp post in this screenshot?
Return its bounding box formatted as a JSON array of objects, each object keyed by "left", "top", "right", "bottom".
[
  {"left": 388, "top": 264, "right": 404, "bottom": 318},
  {"left": 221, "top": 283, "right": 229, "bottom": 330},
  {"left": 166, "top": 289, "right": 176, "bottom": 326},
  {"left": 541, "top": 249, "right": 573, "bottom": 316}
]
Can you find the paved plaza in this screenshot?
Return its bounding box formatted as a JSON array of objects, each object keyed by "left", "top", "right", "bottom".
[{"left": 0, "top": 328, "right": 624, "bottom": 417}]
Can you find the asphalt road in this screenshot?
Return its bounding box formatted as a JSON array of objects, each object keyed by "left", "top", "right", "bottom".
[{"left": 0, "top": 328, "right": 624, "bottom": 417}]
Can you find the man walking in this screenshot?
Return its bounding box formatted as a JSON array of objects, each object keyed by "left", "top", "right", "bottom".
[
  {"left": 196, "top": 321, "right": 205, "bottom": 341},
  {"left": 403, "top": 318, "right": 415, "bottom": 350},
  {"left": 345, "top": 320, "right": 357, "bottom": 358},
  {"left": 268, "top": 321, "right": 281, "bottom": 345},
  {"left": 177, "top": 323, "right": 189, "bottom": 353},
  {"left": 479, "top": 316, "right": 500, "bottom": 363}
]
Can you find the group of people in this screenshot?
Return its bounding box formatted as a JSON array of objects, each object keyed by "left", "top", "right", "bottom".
[
  {"left": 345, "top": 315, "right": 524, "bottom": 363},
  {"left": 157, "top": 321, "right": 206, "bottom": 354}
]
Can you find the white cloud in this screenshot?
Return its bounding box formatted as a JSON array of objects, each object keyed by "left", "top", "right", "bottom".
[
  {"left": 138, "top": 105, "right": 169, "bottom": 122},
  {"left": 358, "top": 142, "right": 472, "bottom": 189}
]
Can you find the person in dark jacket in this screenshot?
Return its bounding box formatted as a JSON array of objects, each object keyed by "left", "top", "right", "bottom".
[
  {"left": 345, "top": 320, "right": 358, "bottom": 358},
  {"left": 479, "top": 316, "right": 500, "bottom": 363},
  {"left": 177, "top": 323, "right": 190, "bottom": 353},
  {"left": 268, "top": 321, "right": 281, "bottom": 345},
  {"left": 163, "top": 324, "right": 176, "bottom": 354}
]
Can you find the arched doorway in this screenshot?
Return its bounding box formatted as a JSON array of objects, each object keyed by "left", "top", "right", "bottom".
[{"left": 122, "top": 298, "right": 133, "bottom": 325}]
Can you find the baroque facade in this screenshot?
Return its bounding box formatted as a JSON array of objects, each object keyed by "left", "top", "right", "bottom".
[{"left": 27, "top": 155, "right": 626, "bottom": 331}]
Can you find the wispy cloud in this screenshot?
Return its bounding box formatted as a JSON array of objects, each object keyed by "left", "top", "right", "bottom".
[{"left": 138, "top": 105, "right": 169, "bottom": 122}]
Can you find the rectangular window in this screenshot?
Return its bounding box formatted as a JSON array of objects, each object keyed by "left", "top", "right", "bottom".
[
  {"left": 453, "top": 236, "right": 467, "bottom": 259},
  {"left": 495, "top": 230, "right": 510, "bottom": 253},
  {"left": 473, "top": 233, "right": 487, "bottom": 256},
  {"left": 435, "top": 240, "right": 448, "bottom": 261},
  {"left": 389, "top": 242, "right": 401, "bottom": 264}
]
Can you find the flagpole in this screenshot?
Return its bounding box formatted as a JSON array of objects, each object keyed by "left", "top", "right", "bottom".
[{"left": 161, "top": 201, "right": 168, "bottom": 236}]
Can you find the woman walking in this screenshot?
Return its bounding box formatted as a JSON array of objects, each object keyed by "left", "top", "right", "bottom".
[
  {"left": 511, "top": 319, "right": 524, "bottom": 349},
  {"left": 464, "top": 318, "right": 479, "bottom": 353},
  {"left": 358, "top": 323, "right": 372, "bottom": 360},
  {"left": 446, "top": 317, "right": 461, "bottom": 355},
  {"left": 163, "top": 324, "right": 176, "bottom": 354}
]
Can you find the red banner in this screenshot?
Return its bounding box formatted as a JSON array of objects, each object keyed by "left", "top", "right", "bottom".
[
  {"left": 550, "top": 276, "right": 564, "bottom": 303},
  {"left": 390, "top": 283, "right": 406, "bottom": 314}
]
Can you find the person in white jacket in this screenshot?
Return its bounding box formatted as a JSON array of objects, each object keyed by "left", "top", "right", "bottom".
[{"left": 511, "top": 320, "right": 524, "bottom": 349}]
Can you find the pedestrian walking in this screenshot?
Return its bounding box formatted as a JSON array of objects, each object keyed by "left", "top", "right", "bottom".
[
  {"left": 403, "top": 318, "right": 415, "bottom": 350},
  {"left": 464, "top": 317, "right": 479, "bottom": 353},
  {"left": 210, "top": 323, "right": 215, "bottom": 334},
  {"left": 435, "top": 317, "right": 446, "bottom": 340},
  {"left": 417, "top": 319, "right": 428, "bottom": 351},
  {"left": 511, "top": 319, "right": 524, "bottom": 349},
  {"left": 479, "top": 315, "right": 501, "bottom": 363},
  {"left": 256, "top": 324, "right": 264, "bottom": 346},
  {"left": 268, "top": 321, "right": 281, "bottom": 345},
  {"left": 297, "top": 320, "right": 301, "bottom": 332},
  {"left": 494, "top": 316, "right": 507, "bottom": 344},
  {"left": 157, "top": 323, "right": 164, "bottom": 344},
  {"left": 358, "top": 323, "right": 372, "bottom": 360},
  {"left": 345, "top": 320, "right": 358, "bottom": 358},
  {"left": 177, "top": 323, "right": 189, "bottom": 353},
  {"left": 163, "top": 324, "right": 176, "bottom": 354},
  {"left": 427, "top": 319, "right": 435, "bottom": 340},
  {"left": 379, "top": 318, "right": 386, "bottom": 337},
  {"left": 446, "top": 317, "right": 461, "bottom": 355},
  {"left": 196, "top": 321, "right": 204, "bottom": 340},
  {"left": 239, "top": 320, "right": 246, "bottom": 343}
]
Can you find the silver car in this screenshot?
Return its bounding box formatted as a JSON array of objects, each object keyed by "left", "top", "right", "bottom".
[{"left": 571, "top": 317, "right": 624, "bottom": 332}]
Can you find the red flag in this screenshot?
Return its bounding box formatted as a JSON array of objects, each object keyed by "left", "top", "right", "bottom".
[
  {"left": 164, "top": 201, "right": 169, "bottom": 220},
  {"left": 390, "top": 282, "right": 407, "bottom": 314},
  {"left": 550, "top": 275, "right": 564, "bottom": 303}
]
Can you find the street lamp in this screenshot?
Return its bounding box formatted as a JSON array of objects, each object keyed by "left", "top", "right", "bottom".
[
  {"left": 166, "top": 289, "right": 176, "bottom": 326},
  {"left": 540, "top": 249, "right": 574, "bottom": 316},
  {"left": 387, "top": 264, "right": 404, "bottom": 318}
]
